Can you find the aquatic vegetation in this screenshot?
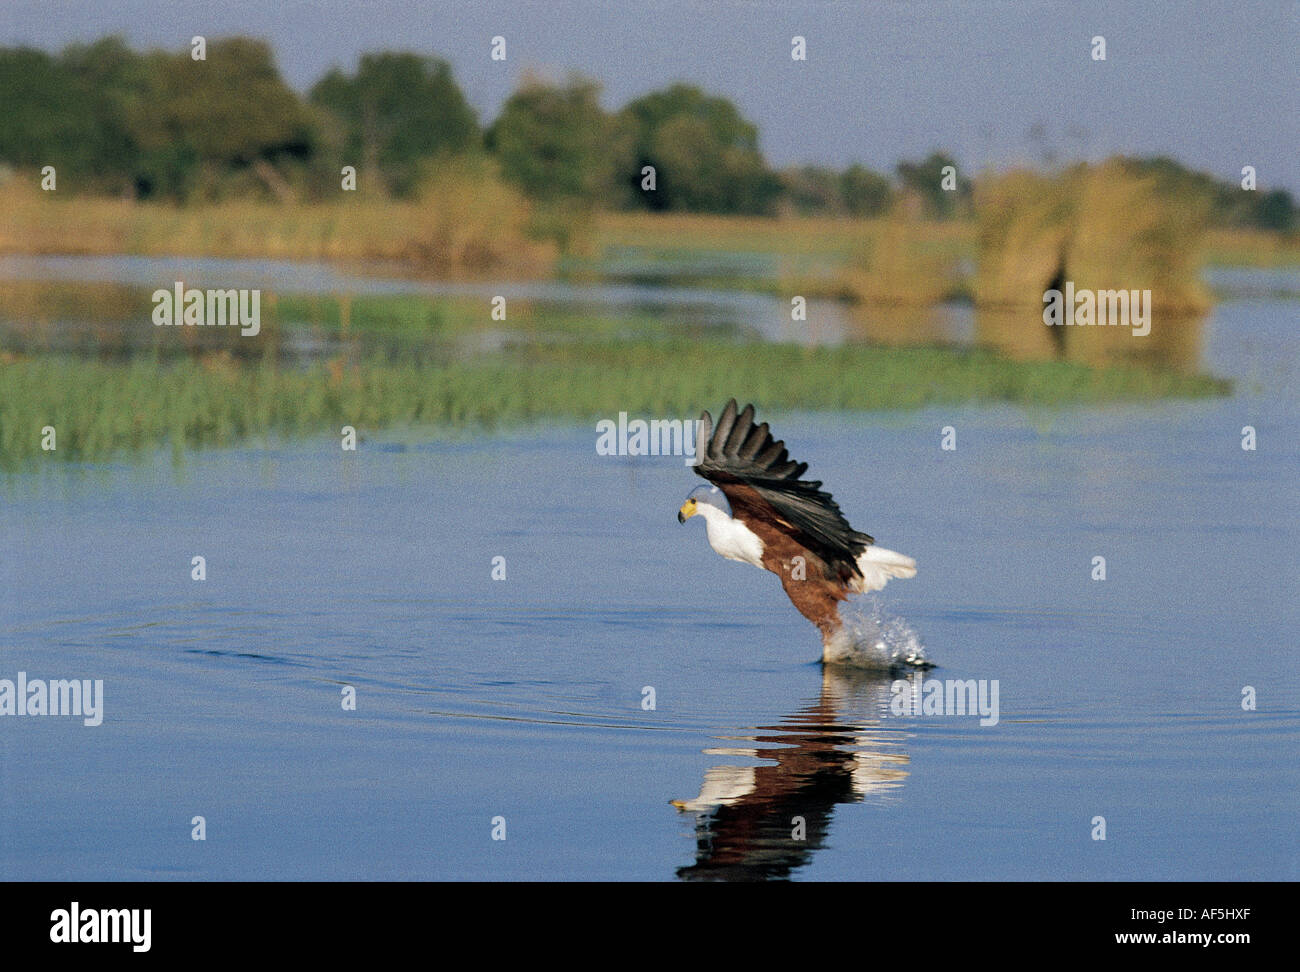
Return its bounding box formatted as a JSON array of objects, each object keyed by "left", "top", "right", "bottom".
[
  {"left": 1, "top": 178, "right": 1293, "bottom": 300},
  {"left": 0, "top": 163, "right": 556, "bottom": 278},
  {"left": 974, "top": 160, "right": 1214, "bottom": 314},
  {"left": 839, "top": 205, "right": 963, "bottom": 305},
  {"left": 0, "top": 341, "right": 1229, "bottom": 465}
]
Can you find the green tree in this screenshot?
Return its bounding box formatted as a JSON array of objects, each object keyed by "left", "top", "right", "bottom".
[
  {"left": 840, "top": 164, "right": 894, "bottom": 217},
  {"left": 895, "top": 151, "right": 971, "bottom": 219},
  {"left": 779, "top": 166, "right": 845, "bottom": 215},
  {"left": 0, "top": 45, "right": 144, "bottom": 190},
  {"left": 310, "top": 52, "right": 478, "bottom": 197},
  {"left": 0, "top": 47, "right": 80, "bottom": 168},
  {"left": 486, "top": 74, "right": 627, "bottom": 205},
  {"left": 133, "top": 37, "right": 316, "bottom": 199},
  {"left": 61, "top": 37, "right": 159, "bottom": 196},
  {"left": 0, "top": 39, "right": 160, "bottom": 196},
  {"left": 1119, "top": 155, "right": 1297, "bottom": 232},
  {"left": 1253, "top": 188, "right": 1296, "bottom": 231},
  {"left": 620, "top": 84, "right": 779, "bottom": 214}
]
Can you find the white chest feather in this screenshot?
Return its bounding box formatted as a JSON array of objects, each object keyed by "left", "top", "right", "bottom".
[{"left": 701, "top": 509, "right": 766, "bottom": 569}]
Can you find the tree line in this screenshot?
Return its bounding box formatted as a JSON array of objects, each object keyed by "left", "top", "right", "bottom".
[{"left": 0, "top": 36, "right": 1292, "bottom": 230}]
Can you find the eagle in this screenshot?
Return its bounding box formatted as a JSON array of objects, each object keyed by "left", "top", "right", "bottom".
[{"left": 678, "top": 399, "right": 916, "bottom": 662}]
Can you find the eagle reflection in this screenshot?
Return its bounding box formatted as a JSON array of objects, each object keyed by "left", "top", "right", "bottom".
[{"left": 672, "top": 666, "right": 911, "bottom": 881}]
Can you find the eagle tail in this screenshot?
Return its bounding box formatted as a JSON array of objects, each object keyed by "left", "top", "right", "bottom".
[{"left": 853, "top": 546, "right": 917, "bottom": 593}]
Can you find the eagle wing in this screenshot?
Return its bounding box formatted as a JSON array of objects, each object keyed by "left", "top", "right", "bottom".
[{"left": 693, "top": 399, "right": 873, "bottom": 581}]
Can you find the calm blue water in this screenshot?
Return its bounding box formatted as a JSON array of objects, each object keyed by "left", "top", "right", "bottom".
[{"left": 0, "top": 279, "right": 1296, "bottom": 880}]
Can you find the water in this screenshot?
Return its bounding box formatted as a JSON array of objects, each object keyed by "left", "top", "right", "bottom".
[
  {"left": 8, "top": 256, "right": 1295, "bottom": 365},
  {"left": 0, "top": 266, "right": 1296, "bottom": 880}
]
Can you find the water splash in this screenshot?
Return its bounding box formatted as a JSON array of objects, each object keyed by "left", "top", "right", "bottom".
[{"left": 824, "top": 599, "right": 931, "bottom": 671}]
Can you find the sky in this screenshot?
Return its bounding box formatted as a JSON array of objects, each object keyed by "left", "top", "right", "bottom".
[{"left": 2, "top": 0, "right": 1297, "bottom": 192}]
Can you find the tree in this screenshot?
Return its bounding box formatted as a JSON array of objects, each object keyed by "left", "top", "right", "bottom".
[
  {"left": 840, "top": 164, "right": 894, "bottom": 217},
  {"left": 895, "top": 151, "right": 971, "bottom": 219},
  {"left": 132, "top": 37, "right": 316, "bottom": 200},
  {"left": 0, "top": 48, "right": 75, "bottom": 162},
  {"left": 779, "top": 166, "right": 845, "bottom": 215},
  {"left": 486, "top": 74, "right": 627, "bottom": 205},
  {"left": 1118, "top": 155, "right": 1297, "bottom": 232},
  {"left": 778, "top": 164, "right": 894, "bottom": 217},
  {"left": 58, "top": 37, "right": 154, "bottom": 194},
  {"left": 1253, "top": 188, "right": 1296, "bottom": 232},
  {"left": 619, "top": 84, "right": 780, "bottom": 214},
  {"left": 310, "top": 52, "right": 478, "bottom": 197},
  {"left": 0, "top": 38, "right": 166, "bottom": 197}
]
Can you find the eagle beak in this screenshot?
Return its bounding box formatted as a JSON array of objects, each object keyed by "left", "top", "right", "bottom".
[{"left": 678, "top": 500, "right": 696, "bottom": 524}]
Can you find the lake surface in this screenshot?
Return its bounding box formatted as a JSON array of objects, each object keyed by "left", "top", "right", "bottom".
[
  {"left": 0, "top": 263, "right": 1296, "bottom": 880},
  {"left": 0, "top": 254, "right": 1289, "bottom": 362}
]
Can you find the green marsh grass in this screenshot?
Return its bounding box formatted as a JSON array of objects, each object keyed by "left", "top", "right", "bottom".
[{"left": 1, "top": 342, "right": 1229, "bottom": 466}]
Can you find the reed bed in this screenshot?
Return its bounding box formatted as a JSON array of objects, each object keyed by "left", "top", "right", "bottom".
[
  {"left": 974, "top": 161, "right": 1214, "bottom": 314},
  {"left": 0, "top": 342, "right": 1229, "bottom": 465},
  {"left": 0, "top": 162, "right": 556, "bottom": 278}
]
